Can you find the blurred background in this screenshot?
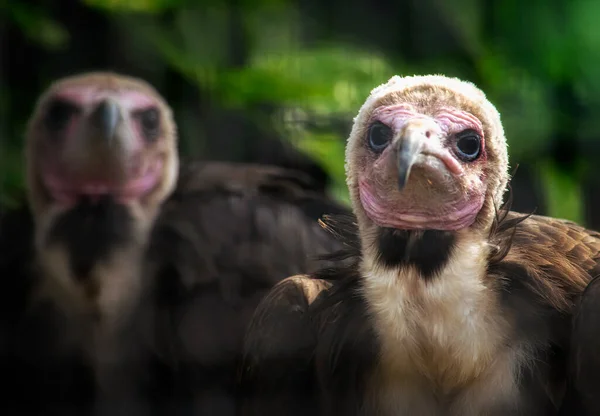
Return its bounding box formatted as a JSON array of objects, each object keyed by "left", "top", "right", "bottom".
[{"left": 1, "top": 0, "right": 599, "bottom": 226}]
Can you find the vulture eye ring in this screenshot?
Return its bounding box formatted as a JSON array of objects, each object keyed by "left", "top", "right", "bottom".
[
  {"left": 368, "top": 122, "right": 392, "bottom": 152},
  {"left": 137, "top": 107, "right": 161, "bottom": 141},
  {"left": 44, "top": 99, "right": 79, "bottom": 132},
  {"left": 454, "top": 129, "right": 481, "bottom": 162}
]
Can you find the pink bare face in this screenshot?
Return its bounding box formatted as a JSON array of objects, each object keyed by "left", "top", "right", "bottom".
[
  {"left": 28, "top": 80, "right": 176, "bottom": 210},
  {"left": 357, "top": 103, "right": 488, "bottom": 231}
]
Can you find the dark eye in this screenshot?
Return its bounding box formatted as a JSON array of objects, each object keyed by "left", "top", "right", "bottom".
[
  {"left": 454, "top": 129, "right": 481, "bottom": 162},
  {"left": 44, "top": 99, "right": 79, "bottom": 132},
  {"left": 137, "top": 107, "right": 161, "bottom": 141},
  {"left": 368, "top": 122, "right": 392, "bottom": 152}
]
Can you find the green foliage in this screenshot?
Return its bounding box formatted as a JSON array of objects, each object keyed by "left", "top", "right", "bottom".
[
  {"left": 292, "top": 129, "right": 350, "bottom": 204},
  {"left": 83, "top": 0, "right": 182, "bottom": 14},
  {"left": 248, "top": 46, "right": 394, "bottom": 111},
  {"left": 539, "top": 160, "right": 584, "bottom": 224},
  {"left": 142, "top": 2, "right": 395, "bottom": 111},
  {"left": 4, "top": 1, "right": 69, "bottom": 50}
]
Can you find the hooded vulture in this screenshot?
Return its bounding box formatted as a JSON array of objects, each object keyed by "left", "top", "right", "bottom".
[
  {"left": 237, "top": 75, "right": 600, "bottom": 416},
  {"left": 0, "top": 72, "right": 350, "bottom": 415}
]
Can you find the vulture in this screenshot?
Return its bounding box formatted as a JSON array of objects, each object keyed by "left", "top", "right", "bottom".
[
  {"left": 238, "top": 74, "right": 600, "bottom": 415},
  {"left": 0, "top": 72, "right": 350, "bottom": 415}
]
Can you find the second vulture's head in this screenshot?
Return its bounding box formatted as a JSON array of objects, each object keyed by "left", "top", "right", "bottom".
[
  {"left": 346, "top": 75, "right": 508, "bottom": 255},
  {"left": 27, "top": 72, "right": 178, "bottom": 223},
  {"left": 25, "top": 72, "right": 178, "bottom": 288}
]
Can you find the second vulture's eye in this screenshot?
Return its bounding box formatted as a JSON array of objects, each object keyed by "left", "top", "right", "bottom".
[
  {"left": 454, "top": 129, "right": 481, "bottom": 162},
  {"left": 368, "top": 122, "right": 393, "bottom": 152},
  {"left": 44, "top": 99, "right": 79, "bottom": 132},
  {"left": 137, "top": 107, "right": 161, "bottom": 141}
]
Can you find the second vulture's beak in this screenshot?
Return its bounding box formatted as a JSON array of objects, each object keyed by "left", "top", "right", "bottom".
[{"left": 90, "top": 98, "right": 121, "bottom": 144}]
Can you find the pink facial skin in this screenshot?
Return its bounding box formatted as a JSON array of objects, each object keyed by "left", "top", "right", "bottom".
[
  {"left": 359, "top": 178, "right": 485, "bottom": 230},
  {"left": 357, "top": 104, "right": 487, "bottom": 231},
  {"left": 39, "top": 87, "right": 164, "bottom": 206},
  {"left": 42, "top": 158, "right": 163, "bottom": 206}
]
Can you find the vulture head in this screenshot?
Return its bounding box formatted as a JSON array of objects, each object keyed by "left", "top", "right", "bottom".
[
  {"left": 26, "top": 72, "right": 178, "bottom": 227},
  {"left": 24, "top": 72, "right": 178, "bottom": 312},
  {"left": 345, "top": 75, "right": 508, "bottom": 254}
]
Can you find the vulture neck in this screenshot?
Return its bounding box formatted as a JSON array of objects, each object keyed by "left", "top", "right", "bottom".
[
  {"left": 360, "top": 227, "right": 509, "bottom": 390},
  {"left": 33, "top": 198, "right": 152, "bottom": 332},
  {"left": 371, "top": 229, "right": 458, "bottom": 279}
]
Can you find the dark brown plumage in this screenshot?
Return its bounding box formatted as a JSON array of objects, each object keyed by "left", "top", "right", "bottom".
[
  {"left": 140, "top": 162, "right": 350, "bottom": 415},
  {"left": 0, "top": 72, "right": 350, "bottom": 416},
  {"left": 560, "top": 275, "right": 600, "bottom": 415},
  {"left": 238, "top": 75, "right": 600, "bottom": 415}
]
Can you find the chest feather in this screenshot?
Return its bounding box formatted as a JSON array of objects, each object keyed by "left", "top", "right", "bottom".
[{"left": 361, "top": 238, "right": 522, "bottom": 411}]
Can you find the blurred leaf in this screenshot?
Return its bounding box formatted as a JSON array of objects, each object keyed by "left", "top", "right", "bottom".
[
  {"left": 83, "top": 0, "right": 181, "bottom": 14},
  {"left": 0, "top": 145, "right": 25, "bottom": 209},
  {"left": 488, "top": 0, "right": 573, "bottom": 83},
  {"left": 144, "top": 5, "right": 233, "bottom": 86},
  {"left": 7, "top": 2, "right": 69, "bottom": 50},
  {"left": 294, "top": 131, "right": 350, "bottom": 205},
  {"left": 538, "top": 160, "right": 584, "bottom": 224},
  {"left": 243, "top": 2, "right": 302, "bottom": 54},
  {"left": 152, "top": 20, "right": 397, "bottom": 111},
  {"left": 143, "top": 1, "right": 396, "bottom": 112},
  {"left": 245, "top": 45, "right": 396, "bottom": 112},
  {"left": 173, "top": 5, "right": 231, "bottom": 66},
  {"left": 84, "top": 0, "right": 284, "bottom": 15},
  {"left": 434, "top": 0, "right": 483, "bottom": 58},
  {"left": 238, "top": 0, "right": 287, "bottom": 8},
  {"left": 218, "top": 67, "right": 325, "bottom": 107}
]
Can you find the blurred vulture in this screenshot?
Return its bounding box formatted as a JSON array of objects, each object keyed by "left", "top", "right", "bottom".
[
  {"left": 0, "top": 72, "right": 350, "bottom": 415},
  {"left": 238, "top": 75, "right": 600, "bottom": 415}
]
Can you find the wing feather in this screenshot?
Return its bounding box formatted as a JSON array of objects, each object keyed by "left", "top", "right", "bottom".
[
  {"left": 237, "top": 275, "right": 329, "bottom": 416},
  {"left": 492, "top": 212, "right": 600, "bottom": 311}
]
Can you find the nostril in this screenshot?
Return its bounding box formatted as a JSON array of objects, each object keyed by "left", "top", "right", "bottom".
[{"left": 425, "top": 131, "right": 431, "bottom": 139}]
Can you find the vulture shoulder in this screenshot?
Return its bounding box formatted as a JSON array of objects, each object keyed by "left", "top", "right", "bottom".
[
  {"left": 559, "top": 275, "right": 600, "bottom": 415},
  {"left": 490, "top": 212, "right": 600, "bottom": 313},
  {"left": 237, "top": 213, "right": 365, "bottom": 416},
  {"left": 237, "top": 274, "right": 330, "bottom": 416},
  {"left": 485, "top": 211, "right": 600, "bottom": 413}
]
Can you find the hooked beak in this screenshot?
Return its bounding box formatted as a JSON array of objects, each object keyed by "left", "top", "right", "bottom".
[
  {"left": 90, "top": 99, "right": 121, "bottom": 143},
  {"left": 396, "top": 132, "right": 423, "bottom": 190},
  {"left": 394, "top": 119, "right": 463, "bottom": 190},
  {"left": 395, "top": 121, "right": 436, "bottom": 190}
]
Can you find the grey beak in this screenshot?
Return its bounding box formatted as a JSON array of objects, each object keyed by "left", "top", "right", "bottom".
[
  {"left": 91, "top": 99, "right": 120, "bottom": 143},
  {"left": 396, "top": 134, "right": 423, "bottom": 190}
]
